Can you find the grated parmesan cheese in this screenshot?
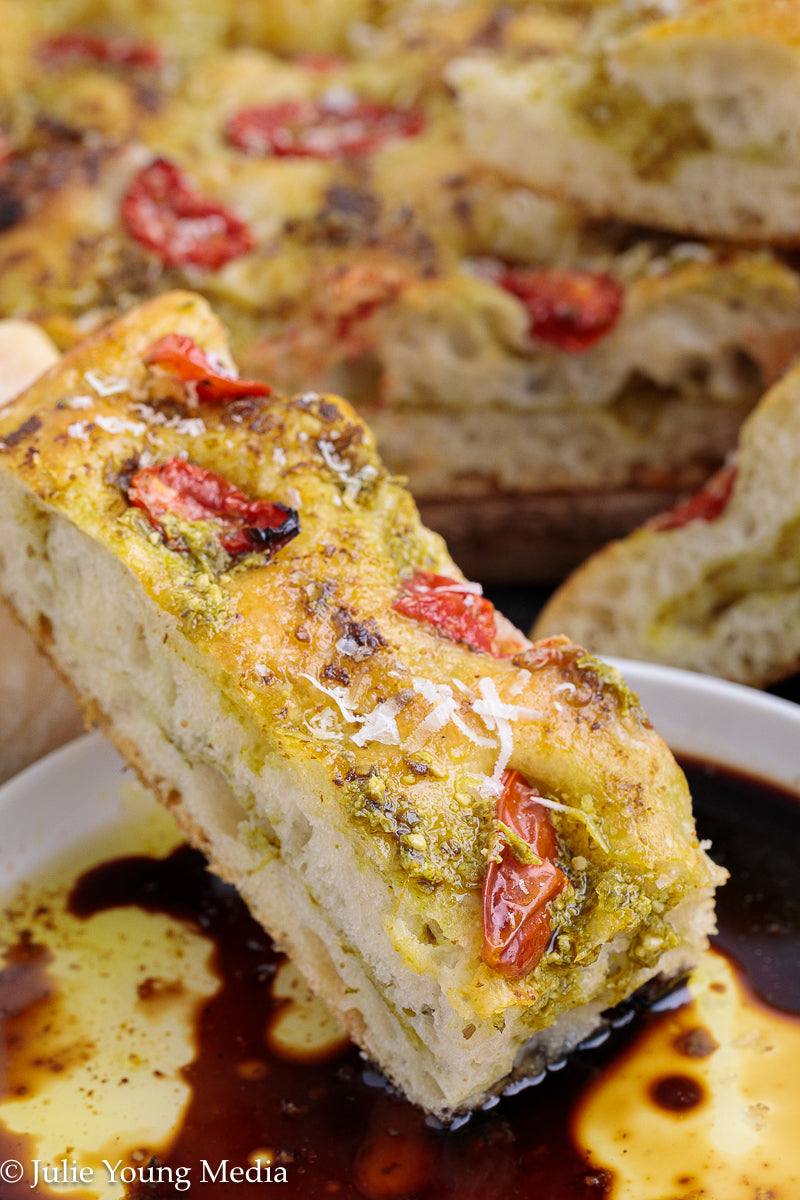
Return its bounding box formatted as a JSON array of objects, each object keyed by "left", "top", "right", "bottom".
[
  {"left": 317, "top": 438, "right": 378, "bottom": 504},
  {"left": 527, "top": 794, "right": 610, "bottom": 854},
  {"left": 300, "top": 674, "right": 409, "bottom": 748},
  {"left": 407, "top": 678, "right": 460, "bottom": 752},
  {"left": 304, "top": 706, "right": 344, "bottom": 742},
  {"left": 299, "top": 673, "right": 358, "bottom": 724},
  {"left": 508, "top": 668, "right": 532, "bottom": 697},
  {"left": 409, "top": 676, "right": 495, "bottom": 753},
  {"left": 473, "top": 677, "right": 544, "bottom": 787},
  {"left": 95, "top": 415, "right": 147, "bottom": 437},
  {"left": 133, "top": 404, "right": 205, "bottom": 437},
  {"left": 352, "top": 695, "right": 407, "bottom": 748},
  {"left": 84, "top": 370, "right": 128, "bottom": 397}
]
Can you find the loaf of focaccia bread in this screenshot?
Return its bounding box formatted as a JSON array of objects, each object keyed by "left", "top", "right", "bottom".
[
  {"left": 535, "top": 355, "right": 800, "bottom": 688},
  {"left": 2, "top": 5, "right": 800, "bottom": 578},
  {"left": 451, "top": 0, "right": 800, "bottom": 243},
  {"left": 0, "top": 291, "right": 725, "bottom": 1116}
]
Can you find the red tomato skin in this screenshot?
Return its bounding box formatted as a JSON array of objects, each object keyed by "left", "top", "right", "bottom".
[
  {"left": 121, "top": 159, "right": 254, "bottom": 270},
  {"left": 225, "top": 99, "right": 425, "bottom": 160},
  {"left": 649, "top": 462, "right": 738, "bottom": 532},
  {"left": 392, "top": 571, "right": 497, "bottom": 654},
  {"left": 0, "top": 132, "right": 13, "bottom": 176},
  {"left": 497, "top": 266, "right": 623, "bottom": 353},
  {"left": 482, "top": 770, "right": 566, "bottom": 979},
  {"left": 128, "top": 458, "right": 299, "bottom": 558},
  {"left": 144, "top": 333, "right": 271, "bottom": 402},
  {"left": 39, "top": 32, "right": 163, "bottom": 69}
]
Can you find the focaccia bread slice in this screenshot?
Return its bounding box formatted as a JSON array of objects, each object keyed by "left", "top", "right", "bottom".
[
  {"left": 450, "top": 0, "right": 800, "bottom": 243},
  {"left": 0, "top": 291, "right": 724, "bottom": 1115},
  {"left": 535, "top": 356, "right": 800, "bottom": 686}
]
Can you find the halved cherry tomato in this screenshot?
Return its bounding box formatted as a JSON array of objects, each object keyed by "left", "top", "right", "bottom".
[
  {"left": 225, "top": 98, "right": 425, "bottom": 160},
  {"left": 482, "top": 769, "right": 566, "bottom": 979},
  {"left": 649, "top": 461, "right": 737, "bottom": 532},
  {"left": 294, "top": 53, "right": 346, "bottom": 73},
  {"left": 498, "top": 266, "right": 623, "bottom": 353},
  {"left": 128, "top": 458, "right": 299, "bottom": 559},
  {"left": 144, "top": 333, "right": 271, "bottom": 403},
  {"left": 121, "top": 158, "right": 254, "bottom": 270},
  {"left": 393, "top": 571, "right": 498, "bottom": 654},
  {"left": 39, "top": 32, "right": 163, "bottom": 69},
  {"left": 0, "top": 131, "right": 13, "bottom": 176},
  {"left": 518, "top": 635, "right": 580, "bottom": 672}
]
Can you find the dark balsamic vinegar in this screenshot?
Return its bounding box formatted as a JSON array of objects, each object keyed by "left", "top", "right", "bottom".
[{"left": 0, "top": 760, "right": 798, "bottom": 1200}]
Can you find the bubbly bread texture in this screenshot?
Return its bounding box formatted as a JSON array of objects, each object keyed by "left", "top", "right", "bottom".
[
  {"left": 0, "top": 292, "right": 724, "bottom": 1115},
  {"left": 535, "top": 357, "right": 800, "bottom": 687},
  {"left": 450, "top": 0, "right": 800, "bottom": 242}
]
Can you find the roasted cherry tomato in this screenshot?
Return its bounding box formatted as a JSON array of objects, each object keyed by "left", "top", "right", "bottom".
[
  {"left": 482, "top": 769, "right": 566, "bottom": 979},
  {"left": 0, "top": 132, "right": 13, "bottom": 176},
  {"left": 121, "top": 158, "right": 254, "bottom": 270},
  {"left": 497, "top": 266, "right": 623, "bottom": 353},
  {"left": 518, "top": 635, "right": 581, "bottom": 672},
  {"left": 225, "top": 98, "right": 425, "bottom": 160},
  {"left": 39, "top": 32, "right": 163, "bottom": 69},
  {"left": 393, "top": 571, "right": 498, "bottom": 654},
  {"left": 649, "top": 461, "right": 738, "bottom": 532},
  {"left": 129, "top": 458, "right": 299, "bottom": 559},
  {"left": 144, "top": 333, "right": 271, "bottom": 403},
  {"left": 294, "top": 53, "right": 346, "bottom": 73}
]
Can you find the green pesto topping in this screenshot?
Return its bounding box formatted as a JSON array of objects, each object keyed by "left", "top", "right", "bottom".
[
  {"left": 571, "top": 68, "right": 712, "bottom": 181},
  {"left": 494, "top": 821, "right": 542, "bottom": 867},
  {"left": 576, "top": 651, "right": 643, "bottom": 719},
  {"left": 159, "top": 512, "right": 232, "bottom": 574},
  {"left": 117, "top": 507, "right": 230, "bottom": 631},
  {"left": 518, "top": 861, "right": 684, "bottom": 1028},
  {"left": 348, "top": 771, "right": 496, "bottom": 891},
  {"left": 240, "top": 819, "right": 280, "bottom": 867}
]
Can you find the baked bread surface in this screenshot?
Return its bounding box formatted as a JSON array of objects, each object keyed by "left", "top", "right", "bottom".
[
  {"left": 450, "top": 0, "right": 800, "bottom": 242},
  {"left": 0, "top": 295, "right": 724, "bottom": 1114},
  {"left": 536, "top": 354, "right": 800, "bottom": 688}
]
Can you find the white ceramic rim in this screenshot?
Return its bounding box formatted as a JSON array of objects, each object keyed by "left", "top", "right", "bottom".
[{"left": 610, "top": 657, "right": 800, "bottom": 794}]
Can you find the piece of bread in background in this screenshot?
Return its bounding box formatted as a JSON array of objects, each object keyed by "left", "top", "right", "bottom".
[
  {"left": 450, "top": 0, "right": 800, "bottom": 243},
  {"left": 534, "top": 355, "right": 800, "bottom": 687},
  {"left": 0, "top": 320, "right": 83, "bottom": 783},
  {"left": 5, "top": 1, "right": 800, "bottom": 581},
  {"left": 0, "top": 321, "right": 59, "bottom": 403}
]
